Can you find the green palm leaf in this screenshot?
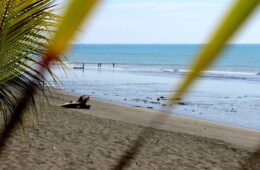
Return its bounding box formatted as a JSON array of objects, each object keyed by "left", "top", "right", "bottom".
[{"left": 0, "top": 0, "right": 57, "bottom": 125}]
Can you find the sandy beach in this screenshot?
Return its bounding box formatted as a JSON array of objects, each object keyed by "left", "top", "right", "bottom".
[{"left": 0, "top": 90, "right": 260, "bottom": 169}]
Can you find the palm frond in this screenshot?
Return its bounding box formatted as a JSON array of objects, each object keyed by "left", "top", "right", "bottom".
[
  {"left": 0, "top": 0, "right": 57, "bottom": 125},
  {"left": 169, "top": 0, "right": 260, "bottom": 103},
  {"left": 0, "top": 0, "right": 99, "bottom": 154},
  {"left": 46, "top": 0, "right": 99, "bottom": 59}
]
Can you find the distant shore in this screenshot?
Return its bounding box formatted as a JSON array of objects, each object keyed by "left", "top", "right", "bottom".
[{"left": 1, "top": 89, "right": 259, "bottom": 169}]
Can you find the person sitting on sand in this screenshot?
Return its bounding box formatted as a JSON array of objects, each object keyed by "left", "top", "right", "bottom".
[
  {"left": 77, "top": 95, "right": 84, "bottom": 103},
  {"left": 61, "top": 95, "right": 91, "bottom": 109}
]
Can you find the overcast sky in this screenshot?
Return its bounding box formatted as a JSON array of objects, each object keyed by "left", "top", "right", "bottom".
[{"left": 58, "top": 0, "right": 260, "bottom": 44}]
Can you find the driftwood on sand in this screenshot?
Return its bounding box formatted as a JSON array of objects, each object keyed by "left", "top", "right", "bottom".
[{"left": 61, "top": 95, "right": 91, "bottom": 109}]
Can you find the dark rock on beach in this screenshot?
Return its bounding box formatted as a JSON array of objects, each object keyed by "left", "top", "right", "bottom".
[
  {"left": 178, "top": 102, "right": 186, "bottom": 105},
  {"left": 150, "top": 101, "right": 160, "bottom": 104},
  {"left": 231, "top": 108, "right": 237, "bottom": 112},
  {"left": 142, "top": 99, "right": 148, "bottom": 103},
  {"left": 133, "top": 98, "right": 141, "bottom": 102}
]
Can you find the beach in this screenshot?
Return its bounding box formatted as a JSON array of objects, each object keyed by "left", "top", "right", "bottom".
[
  {"left": 0, "top": 90, "right": 259, "bottom": 169},
  {"left": 0, "top": 0, "right": 259, "bottom": 168}
]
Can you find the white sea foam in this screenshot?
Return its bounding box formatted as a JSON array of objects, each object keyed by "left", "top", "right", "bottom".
[{"left": 61, "top": 62, "right": 259, "bottom": 81}]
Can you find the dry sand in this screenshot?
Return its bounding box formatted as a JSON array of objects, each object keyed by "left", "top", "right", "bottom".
[{"left": 0, "top": 90, "right": 260, "bottom": 169}]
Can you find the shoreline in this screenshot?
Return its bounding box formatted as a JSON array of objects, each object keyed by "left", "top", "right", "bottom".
[
  {"left": 56, "top": 88, "right": 259, "bottom": 131},
  {"left": 50, "top": 89, "right": 260, "bottom": 151},
  {"left": 53, "top": 65, "right": 260, "bottom": 130},
  {"left": 89, "top": 95, "right": 260, "bottom": 131}
]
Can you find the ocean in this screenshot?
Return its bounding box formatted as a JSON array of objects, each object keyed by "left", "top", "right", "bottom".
[{"left": 50, "top": 44, "right": 260, "bottom": 130}]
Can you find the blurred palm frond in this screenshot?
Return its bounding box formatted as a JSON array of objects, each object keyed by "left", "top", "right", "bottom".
[
  {"left": 113, "top": 1, "right": 260, "bottom": 169},
  {"left": 170, "top": 0, "right": 260, "bottom": 103},
  {"left": 46, "top": 0, "right": 99, "bottom": 59}
]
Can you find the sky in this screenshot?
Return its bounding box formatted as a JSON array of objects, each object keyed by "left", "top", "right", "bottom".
[{"left": 58, "top": 0, "right": 260, "bottom": 44}]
